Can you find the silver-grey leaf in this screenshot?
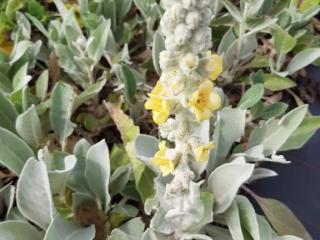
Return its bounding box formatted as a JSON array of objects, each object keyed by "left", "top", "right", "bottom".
[
  {"left": 16, "top": 158, "right": 54, "bottom": 230},
  {"left": 50, "top": 82, "right": 76, "bottom": 149},
  {"left": 44, "top": 214, "right": 95, "bottom": 240},
  {"left": 208, "top": 162, "right": 254, "bottom": 214},
  {"left": 0, "top": 127, "right": 34, "bottom": 175},
  {"left": 16, "top": 105, "right": 43, "bottom": 147},
  {"left": 85, "top": 140, "right": 111, "bottom": 212},
  {"left": 0, "top": 221, "right": 42, "bottom": 240}
]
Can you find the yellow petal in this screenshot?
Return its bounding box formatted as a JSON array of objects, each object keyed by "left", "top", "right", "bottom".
[
  {"left": 199, "top": 80, "right": 213, "bottom": 95},
  {"left": 159, "top": 141, "right": 167, "bottom": 152},
  {"left": 145, "top": 97, "right": 161, "bottom": 110},
  {"left": 152, "top": 81, "right": 165, "bottom": 95},
  {"left": 152, "top": 142, "right": 175, "bottom": 176},
  {"left": 189, "top": 80, "right": 218, "bottom": 121},
  {"left": 195, "top": 143, "right": 214, "bottom": 162},
  {"left": 152, "top": 110, "right": 168, "bottom": 124},
  {"left": 189, "top": 91, "right": 200, "bottom": 108},
  {"left": 206, "top": 52, "right": 223, "bottom": 81}
]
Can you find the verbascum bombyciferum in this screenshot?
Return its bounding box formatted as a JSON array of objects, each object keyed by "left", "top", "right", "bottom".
[{"left": 144, "top": 0, "right": 223, "bottom": 238}]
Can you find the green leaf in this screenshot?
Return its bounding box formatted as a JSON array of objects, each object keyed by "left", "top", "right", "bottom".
[
  {"left": 48, "top": 154, "right": 77, "bottom": 195},
  {"left": 263, "top": 74, "right": 296, "bottom": 91},
  {"left": 224, "top": 200, "right": 244, "bottom": 240},
  {"left": 85, "top": 140, "right": 111, "bottom": 212},
  {"left": 109, "top": 165, "right": 131, "bottom": 196},
  {"left": 207, "top": 107, "right": 246, "bottom": 173},
  {"left": 206, "top": 225, "right": 233, "bottom": 239},
  {"left": 0, "top": 71, "right": 12, "bottom": 93},
  {"left": 109, "top": 217, "right": 145, "bottom": 240},
  {"left": 12, "top": 62, "right": 32, "bottom": 92},
  {"left": 53, "top": 0, "right": 82, "bottom": 34},
  {"left": 220, "top": 0, "right": 243, "bottom": 22},
  {"left": 223, "top": 34, "right": 257, "bottom": 70},
  {"left": 110, "top": 144, "right": 130, "bottom": 172},
  {"left": 16, "top": 158, "right": 54, "bottom": 230},
  {"left": 135, "top": 134, "right": 159, "bottom": 163},
  {"left": 253, "top": 195, "right": 311, "bottom": 240},
  {"left": 115, "top": 0, "right": 133, "bottom": 22},
  {"left": 67, "top": 139, "right": 91, "bottom": 193},
  {"left": 26, "top": 13, "right": 49, "bottom": 37},
  {"left": 0, "top": 184, "right": 15, "bottom": 218},
  {"left": 103, "top": 0, "right": 117, "bottom": 29},
  {"left": 36, "top": 70, "right": 49, "bottom": 101},
  {"left": 0, "top": 89, "right": 18, "bottom": 133},
  {"left": 50, "top": 82, "right": 76, "bottom": 148},
  {"left": 238, "top": 84, "right": 264, "bottom": 109},
  {"left": 287, "top": 48, "right": 320, "bottom": 74},
  {"left": 299, "top": 0, "right": 320, "bottom": 12},
  {"left": 249, "top": 55, "right": 270, "bottom": 68},
  {"left": 25, "top": 0, "right": 47, "bottom": 22},
  {"left": 15, "top": 12, "right": 32, "bottom": 41},
  {"left": 10, "top": 41, "right": 32, "bottom": 64},
  {"left": 281, "top": 116, "right": 320, "bottom": 151},
  {"left": 260, "top": 102, "right": 288, "bottom": 120},
  {"left": 0, "top": 221, "right": 42, "bottom": 240},
  {"left": 245, "top": 0, "right": 265, "bottom": 17},
  {"left": 16, "top": 105, "right": 43, "bottom": 147},
  {"left": 21, "top": 86, "right": 33, "bottom": 112},
  {"left": 257, "top": 215, "right": 272, "bottom": 240},
  {"left": 152, "top": 31, "right": 165, "bottom": 75},
  {"left": 272, "top": 27, "right": 297, "bottom": 54},
  {"left": 106, "top": 102, "right": 155, "bottom": 202},
  {"left": 121, "top": 64, "right": 138, "bottom": 104},
  {"left": 133, "top": 0, "right": 159, "bottom": 20},
  {"left": 236, "top": 195, "right": 260, "bottom": 240},
  {"left": 0, "top": 127, "right": 34, "bottom": 175},
  {"left": 251, "top": 101, "right": 265, "bottom": 120},
  {"left": 73, "top": 79, "right": 107, "bottom": 112},
  {"left": 218, "top": 28, "right": 237, "bottom": 55},
  {"left": 245, "top": 17, "right": 277, "bottom": 36},
  {"left": 208, "top": 162, "right": 254, "bottom": 214},
  {"left": 5, "top": 0, "right": 24, "bottom": 19},
  {"left": 248, "top": 105, "right": 308, "bottom": 155},
  {"left": 86, "top": 19, "right": 111, "bottom": 63},
  {"left": 44, "top": 215, "right": 95, "bottom": 240}
]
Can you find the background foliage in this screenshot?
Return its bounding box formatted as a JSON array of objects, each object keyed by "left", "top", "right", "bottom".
[{"left": 0, "top": 0, "right": 319, "bottom": 239}]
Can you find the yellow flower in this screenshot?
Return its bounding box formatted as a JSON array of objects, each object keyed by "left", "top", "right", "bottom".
[
  {"left": 195, "top": 143, "right": 214, "bottom": 162},
  {"left": 0, "top": 41, "right": 13, "bottom": 56},
  {"left": 189, "top": 80, "right": 221, "bottom": 121},
  {"left": 152, "top": 141, "right": 175, "bottom": 176},
  {"left": 205, "top": 51, "right": 223, "bottom": 81},
  {"left": 145, "top": 81, "right": 171, "bottom": 125}
]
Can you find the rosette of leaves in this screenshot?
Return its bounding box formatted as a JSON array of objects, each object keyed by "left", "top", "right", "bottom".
[
  {"left": 43, "top": 0, "right": 111, "bottom": 89},
  {"left": 25, "top": 0, "right": 147, "bottom": 105},
  {"left": 211, "top": 0, "right": 320, "bottom": 80},
  {"left": 76, "top": 0, "right": 154, "bottom": 104},
  {"left": 0, "top": 0, "right": 48, "bottom": 47},
  {"left": 206, "top": 0, "right": 320, "bottom": 152},
  {"left": 0, "top": 136, "right": 136, "bottom": 239},
  {"left": 0, "top": 81, "right": 138, "bottom": 239},
  {"left": 0, "top": 21, "right": 138, "bottom": 238}
]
